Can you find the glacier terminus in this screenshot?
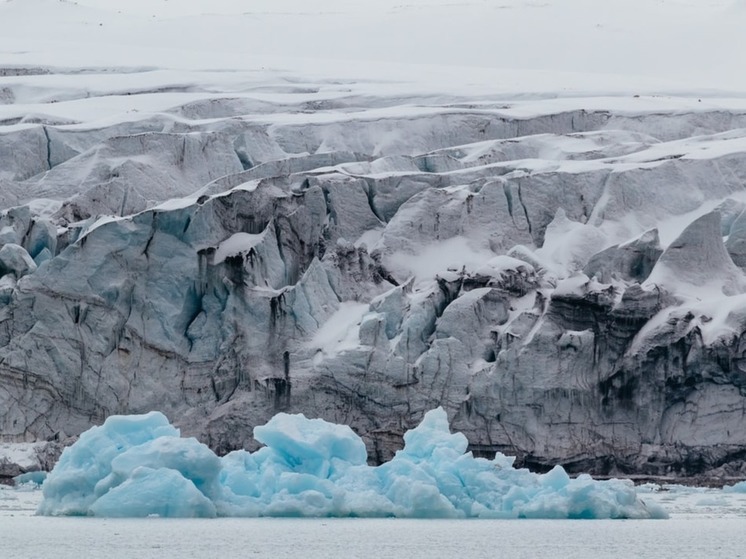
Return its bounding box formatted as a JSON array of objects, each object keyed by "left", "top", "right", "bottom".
[{"left": 3, "top": 0, "right": 746, "bottom": 491}]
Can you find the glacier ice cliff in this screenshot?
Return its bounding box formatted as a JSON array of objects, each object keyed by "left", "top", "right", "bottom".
[
  {"left": 38, "top": 409, "right": 666, "bottom": 519},
  {"left": 3, "top": 66, "right": 746, "bottom": 480}
]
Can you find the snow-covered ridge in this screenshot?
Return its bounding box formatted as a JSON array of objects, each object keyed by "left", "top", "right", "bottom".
[{"left": 2, "top": 0, "right": 746, "bottom": 479}]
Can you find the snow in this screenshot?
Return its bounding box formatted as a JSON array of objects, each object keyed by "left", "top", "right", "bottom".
[
  {"left": 2, "top": 1, "right": 746, "bottom": 115},
  {"left": 553, "top": 274, "right": 595, "bottom": 298},
  {"left": 474, "top": 255, "right": 535, "bottom": 280},
  {"left": 535, "top": 209, "right": 610, "bottom": 275},
  {"left": 37, "top": 409, "right": 666, "bottom": 519},
  {"left": 2, "top": 0, "right": 746, "bottom": 95},
  {"left": 631, "top": 293, "right": 746, "bottom": 350},
  {"left": 307, "top": 301, "right": 370, "bottom": 356},
  {"left": 387, "top": 236, "right": 496, "bottom": 283},
  {"left": 0, "top": 443, "right": 46, "bottom": 471},
  {"left": 213, "top": 232, "right": 267, "bottom": 265}
]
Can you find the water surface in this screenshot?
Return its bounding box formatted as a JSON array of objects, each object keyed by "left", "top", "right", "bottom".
[{"left": 3, "top": 486, "right": 746, "bottom": 559}]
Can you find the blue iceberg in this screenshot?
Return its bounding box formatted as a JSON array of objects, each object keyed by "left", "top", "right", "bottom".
[
  {"left": 37, "top": 408, "right": 666, "bottom": 519},
  {"left": 13, "top": 471, "right": 47, "bottom": 487},
  {"left": 724, "top": 480, "right": 746, "bottom": 493}
]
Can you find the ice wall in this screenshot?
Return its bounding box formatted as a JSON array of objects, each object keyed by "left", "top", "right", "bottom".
[{"left": 4, "top": 87, "right": 746, "bottom": 479}]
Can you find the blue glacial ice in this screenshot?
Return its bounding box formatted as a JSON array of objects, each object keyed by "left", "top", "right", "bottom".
[
  {"left": 37, "top": 408, "right": 667, "bottom": 519},
  {"left": 13, "top": 471, "right": 47, "bottom": 487},
  {"left": 723, "top": 481, "right": 746, "bottom": 493}
]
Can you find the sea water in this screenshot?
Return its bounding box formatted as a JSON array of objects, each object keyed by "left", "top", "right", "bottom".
[{"left": 3, "top": 487, "right": 746, "bottom": 559}]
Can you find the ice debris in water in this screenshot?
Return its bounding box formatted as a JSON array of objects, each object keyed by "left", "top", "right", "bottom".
[
  {"left": 37, "top": 409, "right": 667, "bottom": 519},
  {"left": 13, "top": 471, "right": 47, "bottom": 487},
  {"left": 723, "top": 481, "right": 746, "bottom": 493}
]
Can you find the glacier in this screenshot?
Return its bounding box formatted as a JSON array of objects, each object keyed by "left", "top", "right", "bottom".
[
  {"left": 37, "top": 409, "right": 665, "bottom": 519},
  {"left": 2, "top": 0, "right": 746, "bottom": 486}
]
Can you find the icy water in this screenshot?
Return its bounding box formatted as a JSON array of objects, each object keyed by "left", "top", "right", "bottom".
[{"left": 3, "top": 487, "right": 746, "bottom": 559}]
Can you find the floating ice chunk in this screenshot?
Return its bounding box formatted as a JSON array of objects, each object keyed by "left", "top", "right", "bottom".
[
  {"left": 13, "top": 471, "right": 47, "bottom": 487},
  {"left": 253, "top": 412, "right": 368, "bottom": 474},
  {"left": 398, "top": 405, "right": 468, "bottom": 459},
  {"left": 97, "top": 436, "right": 222, "bottom": 501},
  {"left": 37, "top": 411, "right": 179, "bottom": 516},
  {"left": 89, "top": 467, "right": 217, "bottom": 518},
  {"left": 38, "top": 408, "right": 667, "bottom": 519},
  {"left": 695, "top": 496, "right": 729, "bottom": 506},
  {"left": 723, "top": 480, "right": 746, "bottom": 493}
]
